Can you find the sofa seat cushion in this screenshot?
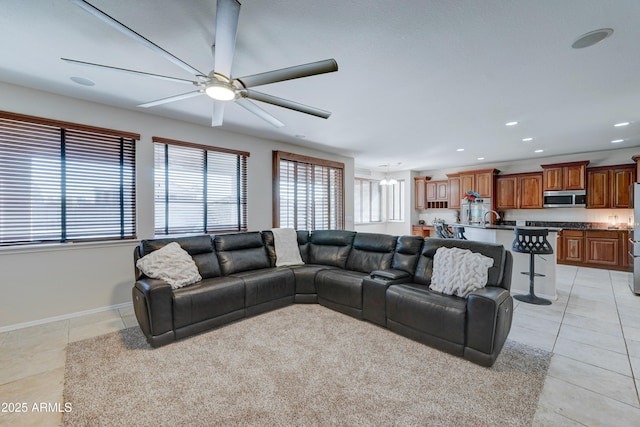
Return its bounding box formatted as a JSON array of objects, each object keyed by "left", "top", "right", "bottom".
[
  {"left": 386, "top": 283, "right": 468, "bottom": 345},
  {"left": 290, "top": 264, "right": 336, "bottom": 294},
  {"left": 231, "top": 268, "right": 295, "bottom": 307},
  {"left": 172, "top": 277, "right": 245, "bottom": 329},
  {"left": 316, "top": 269, "right": 368, "bottom": 309}
]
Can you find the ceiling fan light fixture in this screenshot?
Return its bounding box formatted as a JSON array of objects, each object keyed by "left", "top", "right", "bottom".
[{"left": 205, "top": 81, "right": 236, "bottom": 101}]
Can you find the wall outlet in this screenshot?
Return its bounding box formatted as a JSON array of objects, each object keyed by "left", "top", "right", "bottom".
[{"left": 516, "top": 220, "right": 527, "bottom": 226}]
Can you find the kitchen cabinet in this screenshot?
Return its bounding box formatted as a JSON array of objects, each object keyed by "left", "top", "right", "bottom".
[
  {"left": 495, "top": 172, "right": 543, "bottom": 210},
  {"left": 541, "top": 160, "right": 589, "bottom": 191},
  {"left": 425, "top": 180, "right": 449, "bottom": 208},
  {"left": 586, "top": 164, "right": 635, "bottom": 208},
  {"left": 450, "top": 169, "right": 499, "bottom": 201},
  {"left": 557, "top": 229, "right": 631, "bottom": 271},
  {"left": 414, "top": 176, "right": 430, "bottom": 210},
  {"left": 411, "top": 225, "right": 433, "bottom": 238},
  {"left": 448, "top": 175, "right": 461, "bottom": 210},
  {"left": 586, "top": 230, "right": 620, "bottom": 267},
  {"left": 560, "top": 230, "right": 585, "bottom": 263}
]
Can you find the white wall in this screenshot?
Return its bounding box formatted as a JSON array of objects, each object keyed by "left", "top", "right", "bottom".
[{"left": 0, "top": 82, "right": 354, "bottom": 328}]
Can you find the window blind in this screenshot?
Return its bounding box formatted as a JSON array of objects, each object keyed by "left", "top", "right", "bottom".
[
  {"left": 273, "top": 151, "right": 344, "bottom": 230},
  {"left": 0, "top": 111, "right": 138, "bottom": 245},
  {"left": 153, "top": 137, "right": 248, "bottom": 235}
]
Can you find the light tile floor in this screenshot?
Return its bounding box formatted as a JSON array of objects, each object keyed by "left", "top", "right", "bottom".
[{"left": 0, "top": 266, "right": 639, "bottom": 426}]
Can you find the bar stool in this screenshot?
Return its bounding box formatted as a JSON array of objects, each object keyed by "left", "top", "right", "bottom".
[
  {"left": 452, "top": 225, "right": 467, "bottom": 240},
  {"left": 511, "top": 227, "right": 553, "bottom": 305},
  {"left": 434, "top": 223, "right": 453, "bottom": 238}
]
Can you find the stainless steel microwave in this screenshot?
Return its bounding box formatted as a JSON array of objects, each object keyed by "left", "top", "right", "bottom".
[{"left": 543, "top": 190, "right": 586, "bottom": 208}]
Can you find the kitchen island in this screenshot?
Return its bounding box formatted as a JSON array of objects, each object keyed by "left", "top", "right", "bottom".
[{"left": 451, "top": 223, "right": 560, "bottom": 301}]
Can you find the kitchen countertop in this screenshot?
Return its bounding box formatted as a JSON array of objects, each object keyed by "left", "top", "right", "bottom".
[{"left": 431, "top": 221, "right": 631, "bottom": 232}]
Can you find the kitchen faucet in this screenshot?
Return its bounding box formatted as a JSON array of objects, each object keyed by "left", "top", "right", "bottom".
[{"left": 482, "top": 210, "right": 501, "bottom": 226}]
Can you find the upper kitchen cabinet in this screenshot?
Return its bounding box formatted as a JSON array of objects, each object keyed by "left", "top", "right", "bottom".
[
  {"left": 495, "top": 172, "right": 543, "bottom": 210},
  {"left": 450, "top": 169, "right": 499, "bottom": 200},
  {"left": 414, "top": 176, "right": 431, "bottom": 210},
  {"left": 586, "top": 164, "right": 635, "bottom": 209},
  {"left": 448, "top": 174, "right": 461, "bottom": 210},
  {"left": 541, "top": 160, "right": 589, "bottom": 191},
  {"left": 425, "top": 180, "right": 449, "bottom": 209}
]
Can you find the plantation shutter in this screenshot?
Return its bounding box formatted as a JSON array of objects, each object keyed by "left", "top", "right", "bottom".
[
  {"left": 273, "top": 151, "right": 344, "bottom": 230},
  {"left": 153, "top": 137, "right": 248, "bottom": 235},
  {"left": 0, "top": 111, "right": 138, "bottom": 245}
]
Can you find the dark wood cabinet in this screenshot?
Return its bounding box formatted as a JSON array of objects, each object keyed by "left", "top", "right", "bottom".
[
  {"left": 587, "top": 164, "right": 635, "bottom": 209},
  {"left": 558, "top": 229, "right": 631, "bottom": 271},
  {"left": 495, "top": 172, "right": 542, "bottom": 210},
  {"left": 561, "top": 230, "right": 585, "bottom": 263},
  {"left": 541, "top": 161, "right": 589, "bottom": 191},
  {"left": 586, "top": 230, "right": 620, "bottom": 267}
]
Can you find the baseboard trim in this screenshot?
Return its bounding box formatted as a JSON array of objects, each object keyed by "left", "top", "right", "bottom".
[{"left": 0, "top": 302, "right": 134, "bottom": 333}]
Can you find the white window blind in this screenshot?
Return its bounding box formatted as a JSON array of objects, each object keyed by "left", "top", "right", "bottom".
[
  {"left": 354, "top": 178, "right": 381, "bottom": 224},
  {"left": 0, "top": 111, "right": 138, "bottom": 245},
  {"left": 388, "top": 179, "right": 405, "bottom": 221},
  {"left": 273, "top": 151, "right": 344, "bottom": 230},
  {"left": 154, "top": 137, "right": 248, "bottom": 235}
]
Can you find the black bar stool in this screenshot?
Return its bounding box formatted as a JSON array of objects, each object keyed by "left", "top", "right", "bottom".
[
  {"left": 434, "top": 223, "right": 453, "bottom": 238},
  {"left": 452, "top": 225, "right": 467, "bottom": 240},
  {"left": 511, "top": 227, "right": 553, "bottom": 305}
]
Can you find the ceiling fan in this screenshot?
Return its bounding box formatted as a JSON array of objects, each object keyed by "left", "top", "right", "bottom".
[{"left": 62, "top": 0, "right": 338, "bottom": 128}]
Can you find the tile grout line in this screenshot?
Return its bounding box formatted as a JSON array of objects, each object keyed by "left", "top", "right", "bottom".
[
  {"left": 550, "top": 266, "right": 578, "bottom": 353},
  {"left": 609, "top": 270, "right": 640, "bottom": 406}
]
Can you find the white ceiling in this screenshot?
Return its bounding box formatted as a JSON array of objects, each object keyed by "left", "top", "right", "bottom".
[{"left": 1, "top": 0, "right": 639, "bottom": 173}]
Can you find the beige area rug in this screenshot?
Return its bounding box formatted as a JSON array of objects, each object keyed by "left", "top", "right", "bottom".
[{"left": 63, "top": 305, "right": 550, "bottom": 426}]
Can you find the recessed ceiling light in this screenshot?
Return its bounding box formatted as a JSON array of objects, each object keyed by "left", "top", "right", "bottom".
[
  {"left": 614, "top": 122, "right": 630, "bottom": 127},
  {"left": 294, "top": 134, "right": 306, "bottom": 139},
  {"left": 571, "top": 28, "right": 613, "bottom": 49},
  {"left": 477, "top": 157, "right": 485, "bottom": 160},
  {"left": 456, "top": 148, "right": 464, "bottom": 152},
  {"left": 505, "top": 121, "right": 518, "bottom": 126},
  {"left": 611, "top": 139, "right": 624, "bottom": 143},
  {"left": 70, "top": 76, "right": 95, "bottom": 86},
  {"left": 522, "top": 137, "right": 533, "bottom": 142},
  {"left": 534, "top": 149, "right": 544, "bottom": 153}
]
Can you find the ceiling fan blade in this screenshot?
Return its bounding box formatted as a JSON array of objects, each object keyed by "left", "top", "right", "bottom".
[
  {"left": 244, "top": 90, "right": 331, "bottom": 119},
  {"left": 212, "top": 101, "right": 225, "bottom": 127},
  {"left": 138, "top": 91, "right": 203, "bottom": 108},
  {"left": 61, "top": 58, "right": 197, "bottom": 85},
  {"left": 236, "top": 59, "right": 338, "bottom": 88},
  {"left": 70, "top": 0, "right": 204, "bottom": 77},
  {"left": 213, "top": 0, "right": 241, "bottom": 78},
  {"left": 236, "top": 98, "right": 285, "bottom": 128}
]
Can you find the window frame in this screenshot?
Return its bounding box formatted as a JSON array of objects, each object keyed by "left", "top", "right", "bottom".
[
  {"left": 387, "top": 179, "right": 405, "bottom": 222},
  {"left": 272, "top": 150, "right": 345, "bottom": 230},
  {"left": 152, "top": 136, "right": 249, "bottom": 236},
  {"left": 0, "top": 111, "right": 138, "bottom": 246},
  {"left": 354, "top": 177, "right": 382, "bottom": 224}
]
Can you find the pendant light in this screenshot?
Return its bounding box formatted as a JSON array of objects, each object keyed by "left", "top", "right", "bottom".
[{"left": 379, "top": 164, "right": 397, "bottom": 186}]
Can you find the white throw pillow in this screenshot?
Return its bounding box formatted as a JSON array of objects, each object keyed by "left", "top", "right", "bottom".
[
  {"left": 429, "top": 247, "right": 494, "bottom": 298},
  {"left": 271, "top": 228, "right": 304, "bottom": 267},
  {"left": 136, "top": 242, "right": 202, "bottom": 289}
]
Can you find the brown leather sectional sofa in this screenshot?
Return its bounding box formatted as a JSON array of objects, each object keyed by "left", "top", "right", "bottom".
[{"left": 132, "top": 230, "right": 513, "bottom": 367}]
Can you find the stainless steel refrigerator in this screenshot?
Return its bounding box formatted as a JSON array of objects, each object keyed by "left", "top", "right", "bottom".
[{"left": 629, "top": 183, "right": 640, "bottom": 294}]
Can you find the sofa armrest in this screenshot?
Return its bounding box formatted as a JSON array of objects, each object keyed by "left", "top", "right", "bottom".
[
  {"left": 133, "top": 278, "right": 174, "bottom": 339},
  {"left": 466, "top": 287, "right": 513, "bottom": 355},
  {"left": 370, "top": 269, "right": 411, "bottom": 281}
]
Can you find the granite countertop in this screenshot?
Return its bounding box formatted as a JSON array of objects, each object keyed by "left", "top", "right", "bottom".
[{"left": 433, "top": 221, "right": 631, "bottom": 232}]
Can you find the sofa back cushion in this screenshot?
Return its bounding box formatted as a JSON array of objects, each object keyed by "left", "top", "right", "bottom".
[
  {"left": 413, "top": 238, "right": 507, "bottom": 288},
  {"left": 139, "top": 235, "right": 221, "bottom": 279},
  {"left": 308, "top": 230, "right": 356, "bottom": 268},
  {"left": 391, "top": 235, "right": 425, "bottom": 275},
  {"left": 297, "top": 230, "right": 311, "bottom": 264},
  {"left": 346, "top": 232, "right": 397, "bottom": 273},
  {"left": 215, "top": 232, "right": 271, "bottom": 275}
]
